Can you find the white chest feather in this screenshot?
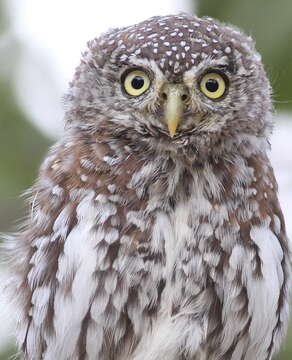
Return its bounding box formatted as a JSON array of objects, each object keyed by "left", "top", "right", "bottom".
[
  {"left": 134, "top": 185, "right": 286, "bottom": 360},
  {"left": 153, "top": 202, "right": 193, "bottom": 278},
  {"left": 15, "top": 162, "right": 289, "bottom": 360}
]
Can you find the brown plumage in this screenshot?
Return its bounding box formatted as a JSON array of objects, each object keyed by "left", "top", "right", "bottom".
[{"left": 2, "top": 13, "right": 291, "bottom": 360}]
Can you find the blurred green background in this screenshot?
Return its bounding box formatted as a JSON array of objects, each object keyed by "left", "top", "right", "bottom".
[{"left": 0, "top": 0, "right": 291, "bottom": 358}]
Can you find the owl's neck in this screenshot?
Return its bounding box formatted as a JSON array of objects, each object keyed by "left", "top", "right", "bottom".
[
  {"left": 67, "top": 121, "right": 270, "bottom": 173},
  {"left": 52, "top": 125, "right": 275, "bottom": 219},
  {"left": 66, "top": 105, "right": 272, "bottom": 168}
]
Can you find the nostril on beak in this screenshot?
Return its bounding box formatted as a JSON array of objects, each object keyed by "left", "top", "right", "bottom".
[{"left": 162, "top": 92, "right": 188, "bottom": 102}]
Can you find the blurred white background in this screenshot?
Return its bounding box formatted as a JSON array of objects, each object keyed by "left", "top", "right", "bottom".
[{"left": 5, "top": 0, "right": 193, "bottom": 137}]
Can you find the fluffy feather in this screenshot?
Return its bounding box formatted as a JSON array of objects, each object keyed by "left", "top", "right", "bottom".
[{"left": 2, "top": 13, "right": 291, "bottom": 360}]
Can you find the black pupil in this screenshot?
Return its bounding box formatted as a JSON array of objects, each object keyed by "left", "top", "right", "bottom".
[
  {"left": 131, "top": 76, "right": 145, "bottom": 90},
  {"left": 206, "top": 78, "right": 219, "bottom": 92}
]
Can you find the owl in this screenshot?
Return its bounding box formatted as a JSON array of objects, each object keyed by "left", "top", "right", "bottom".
[{"left": 3, "top": 13, "right": 291, "bottom": 360}]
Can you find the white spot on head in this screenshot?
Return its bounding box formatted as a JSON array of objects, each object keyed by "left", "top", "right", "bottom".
[
  {"left": 166, "top": 51, "right": 172, "bottom": 56},
  {"left": 185, "top": 46, "right": 190, "bottom": 52},
  {"left": 180, "top": 41, "right": 186, "bottom": 47},
  {"left": 170, "top": 32, "right": 177, "bottom": 37},
  {"left": 178, "top": 32, "right": 184, "bottom": 37},
  {"left": 163, "top": 41, "right": 170, "bottom": 46},
  {"left": 225, "top": 46, "right": 232, "bottom": 54}
]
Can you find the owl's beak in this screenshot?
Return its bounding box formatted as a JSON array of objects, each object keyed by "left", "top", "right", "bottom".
[{"left": 162, "top": 84, "right": 188, "bottom": 137}]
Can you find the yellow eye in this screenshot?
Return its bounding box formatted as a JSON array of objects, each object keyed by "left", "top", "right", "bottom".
[
  {"left": 123, "top": 70, "right": 150, "bottom": 96},
  {"left": 200, "top": 72, "right": 227, "bottom": 99}
]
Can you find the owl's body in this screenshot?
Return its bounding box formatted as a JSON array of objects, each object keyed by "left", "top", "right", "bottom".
[{"left": 3, "top": 14, "right": 291, "bottom": 360}]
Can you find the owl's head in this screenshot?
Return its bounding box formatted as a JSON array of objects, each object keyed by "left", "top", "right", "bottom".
[{"left": 66, "top": 14, "right": 273, "bottom": 159}]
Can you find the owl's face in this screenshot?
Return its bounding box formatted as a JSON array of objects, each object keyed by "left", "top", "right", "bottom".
[{"left": 68, "top": 14, "right": 272, "bottom": 157}]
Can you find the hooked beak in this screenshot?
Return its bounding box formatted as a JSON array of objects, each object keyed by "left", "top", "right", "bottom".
[{"left": 162, "top": 84, "right": 189, "bottom": 137}]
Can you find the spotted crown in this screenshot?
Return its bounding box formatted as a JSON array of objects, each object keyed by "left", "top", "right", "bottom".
[{"left": 91, "top": 14, "right": 259, "bottom": 82}]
